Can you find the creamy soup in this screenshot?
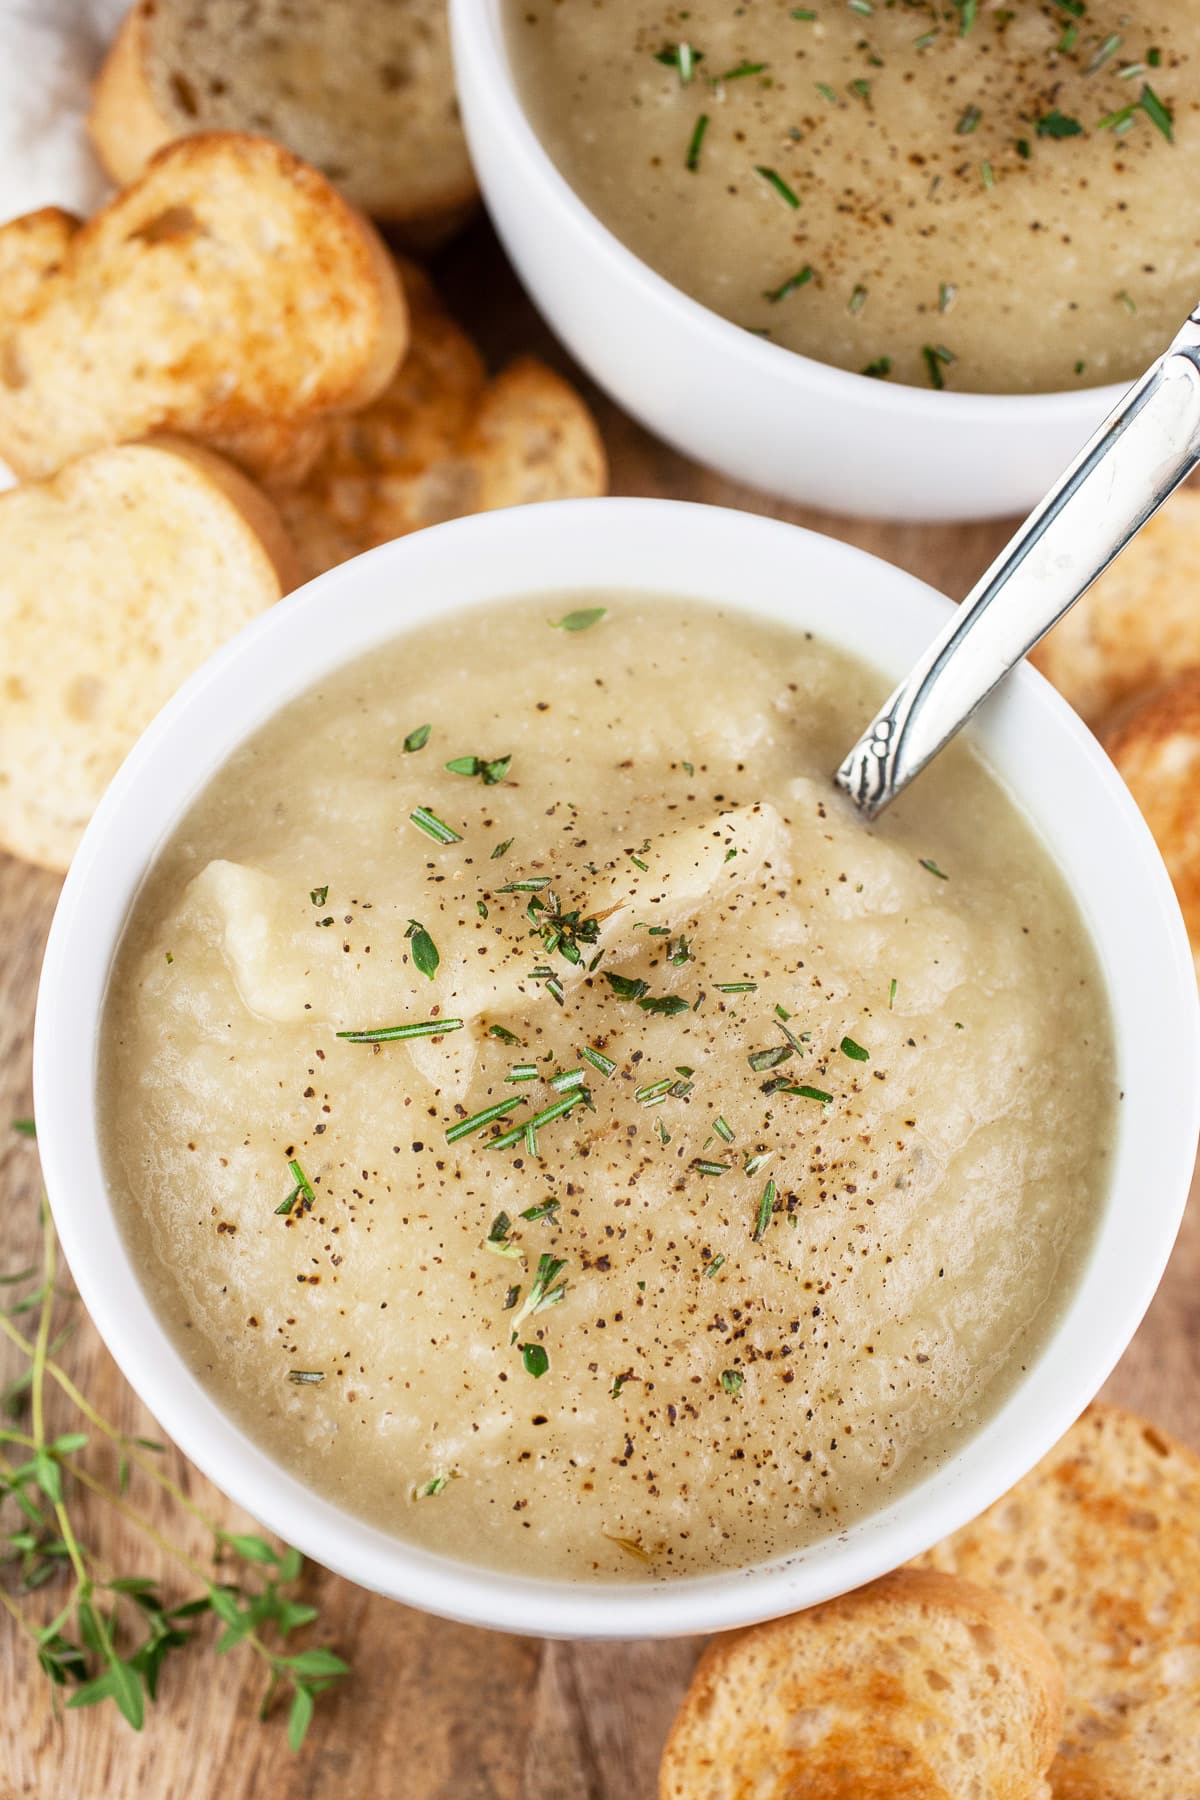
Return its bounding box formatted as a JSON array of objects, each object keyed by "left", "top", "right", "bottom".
[
  {"left": 506, "top": 1, "right": 1197, "bottom": 394},
  {"left": 101, "top": 597, "right": 1113, "bottom": 1580}
]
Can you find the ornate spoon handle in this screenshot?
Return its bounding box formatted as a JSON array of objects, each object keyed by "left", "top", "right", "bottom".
[{"left": 836, "top": 309, "right": 1200, "bottom": 819}]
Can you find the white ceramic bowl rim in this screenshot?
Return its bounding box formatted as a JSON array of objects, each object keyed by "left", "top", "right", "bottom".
[
  {"left": 34, "top": 499, "right": 1199, "bottom": 1639},
  {"left": 459, "top": 0, "right": 1127, "bottom": 422}
]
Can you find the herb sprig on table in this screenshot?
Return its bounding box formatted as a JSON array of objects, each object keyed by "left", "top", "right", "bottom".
[{"left": 0, "top": 1154, "right": 348, "bottom": 1749}]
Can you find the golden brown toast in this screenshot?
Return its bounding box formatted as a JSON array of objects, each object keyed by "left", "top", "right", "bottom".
[
  {"left": 660, "top": 1567, "right": 1063, "bottom": 1800},
  {"left": 921, "top": 1405, "right": 1200, "bottom": 1799},
  {"left": 0, "top": 132, "right": 407, "bottom": 486}
]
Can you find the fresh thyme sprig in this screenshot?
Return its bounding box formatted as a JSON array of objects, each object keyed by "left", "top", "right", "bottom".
[{"left": 0, "top": 1188, "right": 348, "bottom": 1749}]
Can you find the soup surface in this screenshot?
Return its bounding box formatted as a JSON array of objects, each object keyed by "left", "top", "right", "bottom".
[
  {"left": 506, "top": 0, "right": 1197, "bottom": 394},
  {"left": 101, "top": 596, "right": 1114, "bottom": 1580}
]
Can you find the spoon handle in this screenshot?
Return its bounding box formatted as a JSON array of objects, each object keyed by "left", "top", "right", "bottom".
[{"left": 836, "top": 309, "right": 1200, "bottom": 819}]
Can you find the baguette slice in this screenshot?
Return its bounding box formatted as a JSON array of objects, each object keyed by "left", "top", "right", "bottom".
[
  {"left": 920, "top": 1405, "right": 1200, "bottom": 1800},
  {"left": 1031, "top": 486, "right": 1200, "bottom": 726},
  {"left": 90, "top": 0, "right": 478, "bottom": 235},
  {"left": 0, "top": 132, "right": 406, "bottom": 485},
  {"left": 279, "top": 261, "right": 607, "bottom": 579},
  {"left": 1103, "top": 671, "right": 1200, "bottom": 981},
  {"left": 660, "top": 1567, "right": 1063, "bottom": 1800},
  {"left": 0, "top": 441, "right": 297, "bottom": 872}
]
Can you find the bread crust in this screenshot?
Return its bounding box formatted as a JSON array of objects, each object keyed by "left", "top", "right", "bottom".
[{"left": 659, "top": 1566, "right": 1063, "bottom": 1800}]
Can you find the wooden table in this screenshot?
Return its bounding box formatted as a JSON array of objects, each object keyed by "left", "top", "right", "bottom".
[{"left": 3, "top": 220, "right": 1197, "bottom": 1800}]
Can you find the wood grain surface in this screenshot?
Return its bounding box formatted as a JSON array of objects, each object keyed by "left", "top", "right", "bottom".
[{"left": 2, "top": 220, "right": 1197, "bottom": 1800}]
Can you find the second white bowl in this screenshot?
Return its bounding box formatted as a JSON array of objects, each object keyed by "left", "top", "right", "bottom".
[{"left": 451, "top": 0, "right": 1129, "bottom": 523}]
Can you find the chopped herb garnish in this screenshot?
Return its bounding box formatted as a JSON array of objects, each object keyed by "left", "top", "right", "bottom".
[
  {"left": 611, "top": 1373, "right": 628, "bottom": 1398},
  {"left": 1140, "top": 83, "right": 1173, "bottom": 141},
  {"left": 491, "top": 838, "right": 513, "bottom": 860},
  {"left": 921, "top": 343, "right": 955, "bottom": 389},
  {"left": 888, "top": 977, "right": 898, "bottom": 1009},
  {"left": 603, "top": 972, "right": 649, "bottom": 1001},
  {"left": 550, "top": 1067, "right": 585, "bottom": 1092},
  {"left": 816, "top": 80, "right": 838, "bottom": 103},
  {"left": 670, "top": 936, "right": 693, "bottom": 966},
  {"left": 1016, "top": 136, "right": 1032, "bottom": 158},
  {"left": 414, "top": 1473, "right": 451, "bottom": 1499},
  {"left": 720, "top": 59, "right": 767, "bottom": 80},
  {"left": 848, "top": 284, "right": 868, "bottom": 314},
  {"left": 715, "top": 981, "right": 757, "bottom": 993},
  {"left": 638, "top": 995, "right": 691, "bottom": 1016},
  {"left": 551, "top": 607, "right": 607, "bottom": 632},
  {"left": 654, "top": 41, "right": 703, "bottom": 81},
  {"left": 790, "top": 6, "right": 817, "bottom": 16},
  {"left": 507, "top": 1063, "right": 539, "bottom": 1083},
  {"left": 783, "top": 1084, "right": 833, "bottom": 1104},
  {"left": 763, "top": 266, "right": 815, "bottom": 303},
  {"left": 656, "top": 1120, "right": 671, "bottom": 1146},
  {"left": 1037, "top": 109, "right": 1083, "bottom": 138},
  {"left": 1148, "top": 46, "right": 1161, "bottom": 67},
  {"left": 489, "top": 1088, "right": 589, "bottom": 1151},
  {"left": 1117, "top": 289, "right": 1137, "bottom": 314},
  {"left": 635, "top": 1078, "right": 674, "bottom": 1104},
  {"left": 445, "top": 753, "right": 512, "bottom": 785},
  {"left": 520, "top": 1201, "right": 560, "bottom": 1223},
  {"left": 581, "top": 1045, "right": 617, "bottom": 1077},
  {"left": 692, "top": 1160, "right": 732, "bottom": 1177},
  {"left": 487, "top": 1023, "right": 520, "bottom": 1044},
  {"left": 954, "top": 0, "right": 976, "bottom": 33},
  {"left": 275, "top": 1158, "right": 315, "bottom": 1219},
  {"left": 956, "top": 105, "right": 981, "bottom": 134},
  {"left": 755, "top": 166, "right": 800, "bottom": 208},
  {"left": 753, "top": 1178, "right": 777, "bottom": 1241},
  {"left": 520, "top": 1344, "right": 549, "bottom": 1378},
  {"left": 713, "top": 1116, "right": 734, "bottom": 1142},
  {"left": 447, "top": 1098, "right": 525, "bottom": 1144},
  {"left": 861, "top": 356, "right": 892, "bottom": 379},
  {"left": 511, "top": 1255, "right": 568, "bottom": 1334},
  {"left": 938, "top": 283, "right": 957, "bottom": 314},
  {"left": 980, "top": 160, "right": 995, "bottom": 189},
  {"left": 287, "top": 1371, "right": 324, "bottom": 1385},
  {"left": 704, "top": 1254, "right": 726, "bottom": 1277},
  {"left": 489, "top": 1212, "right": 513, "bottom": 1244},
  {"left": 337, "top": 1018, "right": 463, "bottom": 1042},
  {"left": 410, "top": 806, "right": 461, "bottom": 845},
  {"left": 503, "top": 1284, "right": 521, "bottom": 1309},
  {"left": 309, "top": 885, "right": 328, "bottom": 907},
  {"left": 405, "top": 919, "right": 439, "bottom": 979},
  {"left": 748, "top": 1045, "right": 792, "bottom": 1073},
  {"left": 848, "top": 78, "right": 871, "bottom": 102},
  {"left": 12, "top": 1119, "right": 35, "bottom": 1138},
  {"left": 720, "top": 1369, "right": 744, "bottom": 1396},
  {"left": 686, "top": 112, "right": 710, "bottom": 170},
  {"left": 403, "top": 724, "right": 431, "bottom": 753},
  {"left": 1086, "top": 33, "right": 1121, "bottom": 73},
  {"left": 840, "top": 1036, "right": 869, "bottom": 1061},
  {"left": 919, "top": 857, "right": 949, "bottom": 880}
]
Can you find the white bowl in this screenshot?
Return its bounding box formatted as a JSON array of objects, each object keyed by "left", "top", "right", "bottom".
[
  {"left": 34, "top": 500, "right": 1199, "bottom": 1638},
  {"left": 450, "top": 0, "right": 1129, "bottom": 523}
]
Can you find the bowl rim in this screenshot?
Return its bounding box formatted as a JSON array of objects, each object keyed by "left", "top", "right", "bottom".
[
  {"left": 453, "top": 0, "right": 1130, "bottom": 424},
  {"left": 33, "top": 498, "right": 1200, "bottom": 1639}
]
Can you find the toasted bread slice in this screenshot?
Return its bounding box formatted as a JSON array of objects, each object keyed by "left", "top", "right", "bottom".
[
  {"left": 279, "top": 262, "right": 607, "bottom": 578},
  {"left": 1102, "top": 672, "right": 1200, "bottom": 980},
  {"left": 659, "top": 1567, "right": 1063, "bottom": 1800},
  {"left": 0, "top": 132, "right": 406, "bottom": 485},
  {"left": 1032, "top": 486, "right": 1200, "bottom": 726},
  {"left": 920, "top": 1405, "right": 1200, "bottom": 1800},
  {"left": 0, "top": 441, "right": 296, "bottom": 872},
  {"left": 90, "top": 0, "right": 478, "bottom": 235}
]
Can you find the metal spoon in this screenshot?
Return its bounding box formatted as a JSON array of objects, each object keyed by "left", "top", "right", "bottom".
[{"left": 836, "top": 306, "right": 1200, "bottom": 819}]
